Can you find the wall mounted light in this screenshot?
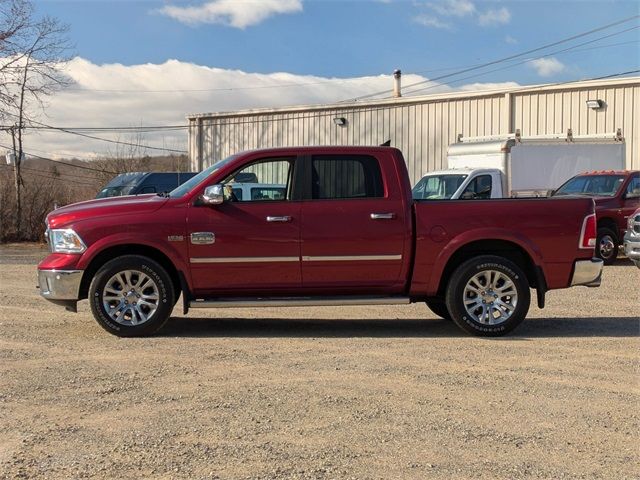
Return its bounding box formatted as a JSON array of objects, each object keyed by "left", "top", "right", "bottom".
[
  {"left": 586, "top": 99, "right": 604, "bottom": 110},
  {"left": 333, "top": 117, "right": 347, "bottom": 126}
]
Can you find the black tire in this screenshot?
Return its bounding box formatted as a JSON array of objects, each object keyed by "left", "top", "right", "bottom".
[
  {"left": 425, "top": 298, "right": 451, "bottom": 320},
  {"left": 596, "top": 227, "right": 618, "bottom": 265},
  {"left": 89, "top": 255, "right": 175, "bottom": 337},
  {"left": 445, "top": 255, "right": 530, "bottom": 337}
]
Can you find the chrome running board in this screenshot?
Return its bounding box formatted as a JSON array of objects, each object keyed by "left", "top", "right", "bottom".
[{"left": 189, "top": 296, "right": 411, "bottom": 309}]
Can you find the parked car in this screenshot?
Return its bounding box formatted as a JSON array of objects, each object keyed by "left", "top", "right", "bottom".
[
  {"left": 39, "top": 146, "right": 602, "bottom": 338},
  {"left": 624, "top": 208, "right": 640, "bottom": 268},
  {"left": 552, "top": 170, "right": 640, "bottom": 264},
  {"left": 96, "top": 172, "right": 197, "bottom": 199},
  {"left": 413, "top": 131, "right": 625, "bottom": 200}
]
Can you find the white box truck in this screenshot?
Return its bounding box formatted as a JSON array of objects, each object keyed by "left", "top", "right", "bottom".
[{"left": 412, "top": 130, "right": 626, "bottom": 200}]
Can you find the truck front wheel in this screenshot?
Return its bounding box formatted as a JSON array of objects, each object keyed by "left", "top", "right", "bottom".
[
  {"left": 88, "top": 255, "right": 175, "bottom": 337},
  {"left": 445, "top": 255, "right": 530, "bottom": 336}
]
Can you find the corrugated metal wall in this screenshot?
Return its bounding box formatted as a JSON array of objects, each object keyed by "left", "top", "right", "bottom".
[{"left": 189, "top": 78, "right": 639, "bottom": 184}]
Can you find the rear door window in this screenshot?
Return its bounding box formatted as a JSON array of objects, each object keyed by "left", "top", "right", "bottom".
[{"left": 310, "top": 155, "right": 384, "bottom": 200}]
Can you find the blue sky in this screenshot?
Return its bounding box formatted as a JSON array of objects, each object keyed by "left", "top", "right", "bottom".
[
  {"left": 39, "top": 0, "right": 639, "bottom": 83},
  {"left": 10, "top": 0, "right": 639, "bottom": 157}
]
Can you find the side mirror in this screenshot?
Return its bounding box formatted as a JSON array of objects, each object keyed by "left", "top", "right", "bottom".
[{"left": 202, "top": 184, "right": 224, "bottom": 205}]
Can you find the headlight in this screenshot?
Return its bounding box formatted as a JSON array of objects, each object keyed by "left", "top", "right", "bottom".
[{"left": 49, "top": 229, "right": 87, "bottom": 254}]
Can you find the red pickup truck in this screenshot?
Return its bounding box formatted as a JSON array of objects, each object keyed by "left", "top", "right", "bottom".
[
  {"left": 553, "top": 170, "right": 640, "bottom": 264},
  {"left": 39, "top": 147, "right": 603, "bottom": 337}
]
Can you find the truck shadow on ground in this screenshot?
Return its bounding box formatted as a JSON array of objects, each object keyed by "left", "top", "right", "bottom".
[{"left": 161, "top": 316, "right": 639, "bottom": 339}]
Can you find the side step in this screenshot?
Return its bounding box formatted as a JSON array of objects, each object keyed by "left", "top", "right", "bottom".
[{"left": 189, "top": 296, "right": 411, "bottom": 309}]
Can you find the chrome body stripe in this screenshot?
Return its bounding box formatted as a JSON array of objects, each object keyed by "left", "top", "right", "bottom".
[
  {"left": 301, "top": 255, "right": 402, "bottom": 261},
  {"left": 190, "top": 256, "right": 299, "bottom": 264},
  {"left": 190, "top": 255, "right": 402, "bottom": 263}
]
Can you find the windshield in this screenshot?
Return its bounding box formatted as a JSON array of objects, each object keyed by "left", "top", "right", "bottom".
[
  {"left": 169, "top": 155, "right": 238, "bottom": 198},
  {"left": 412, "top": 174, "right": 468, "bottom": 200},
  {"left": 96, "top": 185, "right": 137, "bottom": 198},
  {"left": 554, "top": 175, "right": 625, "bottom": 197}
]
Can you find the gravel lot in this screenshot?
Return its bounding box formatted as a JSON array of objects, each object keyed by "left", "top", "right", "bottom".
[{"left": 1, "top": 244, "right": 638, "bottom": 480}]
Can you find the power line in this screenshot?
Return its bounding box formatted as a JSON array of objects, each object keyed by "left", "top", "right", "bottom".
[
  {"left": 0, "top": 142, "right": 117, "bottom": 174},
  {"left": 0, "top": 164, "right": 98, "bottom": 187},
  {"left": 61, "top": 76, "right": 397, "bottom": 94},
  {"left": 23, "top": 125, "right": 189, "bottom": 132},
  {"left": 1, "top": 112, "right": 188, "bottom": 153},
  {"left": 341, "top": 14, "right": 640, "bottom": 102},
  {"left": 402, "top": 26, "right": 640, "bottom": 96}
]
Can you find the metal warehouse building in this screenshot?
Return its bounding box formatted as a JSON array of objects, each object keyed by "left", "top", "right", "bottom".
[{"left": 188, "top": 77, "right": 639, "bottom": 183}]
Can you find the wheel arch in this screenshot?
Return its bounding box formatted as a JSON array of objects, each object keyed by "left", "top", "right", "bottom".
[
  {"left": 597, "top": 217, "right": 618, "bottom": 239},
  {"left": 435, "top": 239, "right": 542, "bottom": 299},
  {"left": 79, "top": 244, "right": 182, "bottom": 301}
]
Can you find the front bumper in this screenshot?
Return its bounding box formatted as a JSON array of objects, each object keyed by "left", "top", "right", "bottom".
[
  {"left": 38, "top": 269, "right": 83, "bottom": 300},
  {"left": 570, "top": 258, "right": 603, "bottom": 287},
  {"left": 623, "top": 233, "right": 640, "bottom": 268}
]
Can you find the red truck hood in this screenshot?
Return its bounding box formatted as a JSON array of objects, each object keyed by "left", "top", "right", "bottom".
[{"left": 46, "top": 194, "right": 168, "bottom": 229}]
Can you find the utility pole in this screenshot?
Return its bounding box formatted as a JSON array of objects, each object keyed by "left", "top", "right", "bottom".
[{"left": 10, "top": 124, "right": 22, "bottom": 238}]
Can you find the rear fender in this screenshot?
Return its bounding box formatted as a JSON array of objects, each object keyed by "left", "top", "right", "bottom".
[{"left": 425, "top": 228, "right": 544, "bottom": 295}]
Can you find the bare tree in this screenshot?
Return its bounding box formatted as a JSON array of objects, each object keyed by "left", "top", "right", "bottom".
[{"left": 0, "top": 0, "right": 71, "bottom": 236}]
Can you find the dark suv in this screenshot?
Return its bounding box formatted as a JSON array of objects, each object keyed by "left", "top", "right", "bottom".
[{"left": 96, "top": 172, "right": 197, "bottom": 199}]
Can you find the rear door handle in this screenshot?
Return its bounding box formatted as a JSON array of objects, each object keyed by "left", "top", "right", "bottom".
[
  {"left": 370, "top": 213, "right": 396, "bottom": 220},
  {"left": 266, "top": 216, "right": 292, "bottom": 222}
]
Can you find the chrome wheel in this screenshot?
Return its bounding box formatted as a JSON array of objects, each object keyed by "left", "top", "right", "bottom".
[
  {"left": 102, "top": 270, "right": 159, "bottom": 326},
  {"left": 463, "top": 269, "right": 518, "bottom": 325},
  {"left": 598, "top": 234, "right": 615, "bottom": 260}
]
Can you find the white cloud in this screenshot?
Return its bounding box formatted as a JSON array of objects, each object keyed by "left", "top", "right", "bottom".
[
  {"left": 504, "top": 35, "right": 518, "bottom": 45},
  {"left": 157, "top": 0, "right": 302, "bottom": 28},
  {"left": 416, "top": 1, "right": 510, "bottom": 29},
  {"left": 428, "top": 0, "right": 476, "bottom": 17},
  {"left": 2, "top": 57, "right": 520, "bottom": 159},
  {"left": 527, "top": 57, "right": 565, "bottom": 77},
  {"left": 459, "top": 81, "right": 520, "bottom": 92},
  {"left": 478, "top": 7, "right": 511, "bottom": 26},
  {"left": 414, "top": 14, "right": 452, "bottom": 29}
]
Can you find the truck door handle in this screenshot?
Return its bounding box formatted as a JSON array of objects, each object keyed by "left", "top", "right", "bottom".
[
  {"left": 370, "top": 213, "right": 396, "bottom": 220},
  {"left": 266, "top": 216, "right": 292, "bottom": 222}
]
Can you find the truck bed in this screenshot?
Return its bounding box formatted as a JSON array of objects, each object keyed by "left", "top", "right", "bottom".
[{"left": 410, "top": 197, "right": 596, "bottom": 296}]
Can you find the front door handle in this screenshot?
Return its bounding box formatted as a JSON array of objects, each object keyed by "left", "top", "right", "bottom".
[
  {"left": 370, "top": 213, "right": 396, "bottom": 220},
  {"left": 266, "top": 216, "right": 292, "bottom": 222}
]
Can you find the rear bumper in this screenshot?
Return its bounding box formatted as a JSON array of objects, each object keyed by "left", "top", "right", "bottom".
[
  {"left": 570, "top": 258, "right": 603, "bottom": 287},
  {"left": 38, "top": 269, "right": 83, "bottom": 300}
]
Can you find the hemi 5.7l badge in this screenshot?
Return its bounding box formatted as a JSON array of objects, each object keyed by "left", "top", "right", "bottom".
[
  {"left": 167, "top": 235, "right": 184, "bottom": 242},
  {"left": 190, "top": 232, "right": 216, "bottom": 245}
]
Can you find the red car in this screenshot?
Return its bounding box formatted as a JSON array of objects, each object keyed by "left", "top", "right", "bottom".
[
  {"left": 553, "top": 170, "right": 640, "bottom": 264},
  {"left": 39, "top": 147, "right": 602, "bottom": 337}
]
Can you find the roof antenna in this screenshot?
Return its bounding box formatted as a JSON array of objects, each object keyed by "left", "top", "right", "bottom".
[{"left": 380, "top": 139, "right": 391, "bottom": 147}]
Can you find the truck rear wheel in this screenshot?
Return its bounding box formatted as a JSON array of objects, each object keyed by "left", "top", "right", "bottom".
[
  {"left": 596, "top": 227, "right": 618, "bottom": 265},
  {"left": 445, "top": 255, "right": 530, "bottom": 336},
  {"left": 89, "top": 255, "right": 175, "bottom": 337},
  {"left": 425, "top": 298, "right": 451, "bottom": 320}
]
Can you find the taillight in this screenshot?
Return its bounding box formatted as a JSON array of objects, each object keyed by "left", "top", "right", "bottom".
[{"left": 579, "top": 213, "right": 597, "bottom": 250}]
